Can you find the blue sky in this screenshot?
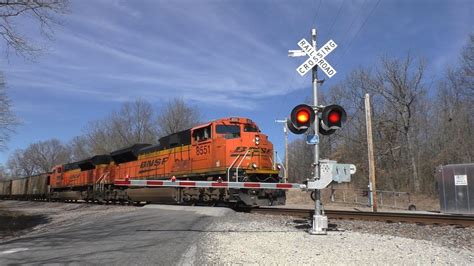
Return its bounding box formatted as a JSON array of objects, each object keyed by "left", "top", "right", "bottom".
[{"left": 0, "top": 0, "right": 472, "bottom": 164}]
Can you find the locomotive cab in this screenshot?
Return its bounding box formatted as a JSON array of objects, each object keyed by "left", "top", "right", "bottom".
[
  {"left": 50, "top": 165, "right": 63, "bottom": 187},
  {"left": 207, "top": 117, "right": 279, "bottom": 183}
]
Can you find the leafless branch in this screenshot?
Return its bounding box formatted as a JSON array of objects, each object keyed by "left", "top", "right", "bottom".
[{"left": 0, "top": 0, "right": 69, "bottom": 58}]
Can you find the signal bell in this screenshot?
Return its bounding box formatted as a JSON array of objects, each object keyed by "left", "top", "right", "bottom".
[
  {"left": 287, "top": 104, "right": 315, "bottom": 134},
  {"left": 319, "top": 104, "right": 347, "bottom": 135}
]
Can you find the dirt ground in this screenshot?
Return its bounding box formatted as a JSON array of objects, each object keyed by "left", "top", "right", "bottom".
[
  {"left": 0, "top": 209, "right": 49, "bottom": 239},
  {"left": 0, "top": 200, "right": 136, "bottom": 242}
]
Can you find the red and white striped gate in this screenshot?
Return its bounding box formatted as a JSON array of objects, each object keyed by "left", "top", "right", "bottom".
[{"left": 114, "top": 179, "right": 305, "bottom": 190}]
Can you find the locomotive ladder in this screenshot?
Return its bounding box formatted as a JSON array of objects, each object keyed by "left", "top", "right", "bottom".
[
  {"left": 234, "top": 149, "right": 250, "bottom": 182},
  {"left": 94, "top": 172, "right": 109, "bottom": 193},
  {"left": 226, "top": 149, "right": 251, "bottom": 182}
]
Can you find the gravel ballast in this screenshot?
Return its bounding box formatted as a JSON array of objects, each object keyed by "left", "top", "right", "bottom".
[{"left": 196, "top": 212, "right": 474, "bottom": 264}]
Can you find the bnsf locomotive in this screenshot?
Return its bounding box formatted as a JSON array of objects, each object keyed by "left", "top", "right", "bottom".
[{"left": 0, "top": 117, "right": 285, "bottom": 206}]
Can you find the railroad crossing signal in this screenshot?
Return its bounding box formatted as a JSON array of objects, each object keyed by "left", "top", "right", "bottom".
[
  {"left": 287, "top": 104, "right": 347, "bottom": 136},
  {"left": 289, "top": 39, "right": 338, "bottom": 78},
  {"left": 287, "top": 104, "right": 315, "bottom": 134},
  {"left": 318, "top": 105, "right": 347, "bottom": 135},
  {"left": 288, "top": 29, "right": 344, "bottom": 235}
]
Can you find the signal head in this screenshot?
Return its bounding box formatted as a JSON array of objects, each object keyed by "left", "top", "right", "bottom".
[
  {"left": 319, "top": 104, "right": 347, "bottom": 135},
  {"left": 288, "top": 104, "right": 315, "bottom": 134}
]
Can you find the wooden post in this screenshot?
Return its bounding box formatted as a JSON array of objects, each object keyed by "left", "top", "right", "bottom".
[{"left": 365, "top": 93, "right": 378, "bottom": 212}]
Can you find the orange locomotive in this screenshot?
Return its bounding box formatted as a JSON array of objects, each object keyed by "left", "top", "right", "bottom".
[{"left": 49, "top": 117, "right": 285, "bottom": 206}]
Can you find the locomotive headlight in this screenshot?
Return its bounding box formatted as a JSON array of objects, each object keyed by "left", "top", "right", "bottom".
[
  {"left": 252, "top": 163, "right": 258, "bottom": 169},
  {"left": 277, "top": 164, "right": 282, "bottom": 170},
  {"left": 255, "top": 136, "right": 260, "bottom": 145}
]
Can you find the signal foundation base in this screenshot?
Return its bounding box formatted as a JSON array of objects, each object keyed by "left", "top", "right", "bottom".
[{"left": 309, "top": 214, "right": 328, "bottom": 235}]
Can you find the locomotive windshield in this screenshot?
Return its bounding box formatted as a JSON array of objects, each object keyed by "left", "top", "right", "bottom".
[
  {"left": 244, "top": 124, "right": 259, "bottom": 132},
  {"left": 216, "top": 125, "right": 240, "bottom": 139}
]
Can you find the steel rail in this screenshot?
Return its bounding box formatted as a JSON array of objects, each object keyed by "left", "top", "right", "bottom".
[{"left": 250, "top": 207, "right": 474, "bottom": 227}]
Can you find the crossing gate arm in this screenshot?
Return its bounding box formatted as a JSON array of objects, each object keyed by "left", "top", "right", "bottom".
[{"left": 114, "top": 179, "right": 306, "bottom": 190}]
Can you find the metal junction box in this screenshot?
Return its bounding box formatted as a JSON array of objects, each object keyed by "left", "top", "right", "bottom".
[
  {"left": 436, "top": 163, "right": 474, "bottom": 215},
  {"left": 307, "top": 160, "right": 354, "bottom": 189}
]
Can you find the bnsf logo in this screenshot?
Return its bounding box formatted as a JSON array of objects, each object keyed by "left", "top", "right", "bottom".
[
  {"left": 231, "top": 147, "right": 272, "bottom": 157},
  {"left": 140, "top": 157, "right": 169, "bottom": 168}
]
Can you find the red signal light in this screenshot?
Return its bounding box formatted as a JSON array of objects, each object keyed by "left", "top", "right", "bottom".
[
  {"left": 288, "top": 104, "right": 315, "bottom": 134},
  {"left": 296, "top": 109, "right": 310, "bottom": 123},
  {"left": 319, "top": 105, "right": 347, "bottom": 135},
  {"left": 328, "top": 111, "right": 341, "bottom": 124}
]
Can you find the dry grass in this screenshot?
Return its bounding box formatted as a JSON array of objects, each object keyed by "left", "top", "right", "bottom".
[{"left": 286, "top": 188, "right": 440, "bottom": 211}]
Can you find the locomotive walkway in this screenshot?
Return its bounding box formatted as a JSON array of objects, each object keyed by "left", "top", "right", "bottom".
[{"left": 0, "top": 202, "right": 229, "bottom": 264}]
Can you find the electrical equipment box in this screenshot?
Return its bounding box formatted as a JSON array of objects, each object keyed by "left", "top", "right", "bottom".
[
  {"left": 307, "top": 160, "right": 356, "bottom": 189},
  {"left": 437, "top": 163, "right": 474, "bottom": 215}
]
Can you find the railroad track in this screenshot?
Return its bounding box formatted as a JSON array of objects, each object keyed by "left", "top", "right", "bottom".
[{"left": 250, "top": 207, "right": 474, "bottom": 227}]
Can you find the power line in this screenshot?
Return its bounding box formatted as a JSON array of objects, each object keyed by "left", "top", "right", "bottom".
[
  {"left": 328, "top": 0, "right": 346, "bottom": 37},
  {"left": 335, "top": 0, "right": 382, "bottom": 67},
  {"left": 311, "top": 0, "right": 323, "bottom": 27},
  {"left": 340, "top": 0, "right": 368, "bottom": 45}
]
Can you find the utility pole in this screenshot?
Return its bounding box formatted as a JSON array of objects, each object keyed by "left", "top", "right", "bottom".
[
  {"left": 275, "top": 119, "right": 289, "bottom": 182},
  {"left": 310, "top": 28, "right": 326, "bottom": 235},
  {"left": 365, "top": 93, "right": 378, "bottom": 212}
]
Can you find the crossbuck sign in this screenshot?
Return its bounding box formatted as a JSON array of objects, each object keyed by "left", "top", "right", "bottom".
[{"left": 290, "top": 39, "right": 338, "bottom": 78}]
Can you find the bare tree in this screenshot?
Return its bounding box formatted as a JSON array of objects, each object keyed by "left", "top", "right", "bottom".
[
  {"left": 460, "top": 34, "right": 474, "bottom": 97},
  {"left": 0, "top": 72, "right": 18, "bottom": 150},
  {"left": 26, "top": 138, "right": 71, "bottom": 173},
  {"left": 6, "top": 139, "right": 70, "bottom": 176},
  {"left": 80, "top": 98, "right": 158, "bottom": 154},
  {"left": 157, "top": 98, "right": 202, "bottom": 136},
  {"left": 0, "top": 0, "right": 69, "bottom": 58},
  {"left": 110, "top": 98, "right": 157, "bottom": 145},
  {"left": 82, "top": 119, "right": 117, "bottom": 155},
  {"left": 0, "top": 163, "right": 9, "bottom": 180},
  {"left": 7, "top": 148, "right": 38, "bottom": 177},
  {"left": 369, "top": 55, "right": 427, "bottom": 192},
  {"left": 287, "top": 139, "right": 313, "bottom": 183},
  {"left": 425, "top": 36, "right": 474, "bottom": 170},
  {"left": 75, "top": 98, "right": 202, "bottom": 156},
  {"left": 69, "top": 135, "right": 93, "bottom": 161}
]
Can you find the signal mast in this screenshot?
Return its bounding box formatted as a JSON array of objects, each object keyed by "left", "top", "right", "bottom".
[{"left": 288, "top": 28, "right": 347, "bottom": 235}]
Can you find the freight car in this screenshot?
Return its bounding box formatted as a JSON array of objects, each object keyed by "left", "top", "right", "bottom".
[
  {"left": 0, "top": 180, "right": 11, "bottom": 198},
  {"left": 26, "top": 174, "right": 49, "bottom": 200},
  {"left": 1, "top": 117, "right": 285, "bottom": 207},
  {"left": 0, "top": 174, "right": 49, "bottom": 200},
  {"left": 11, "top": 178, "right": 28, "bottom": 199}
]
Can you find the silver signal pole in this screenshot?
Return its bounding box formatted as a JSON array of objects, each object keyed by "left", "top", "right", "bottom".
[{"left": 310, "top": 28, "right": 327, "bottom": 235}]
